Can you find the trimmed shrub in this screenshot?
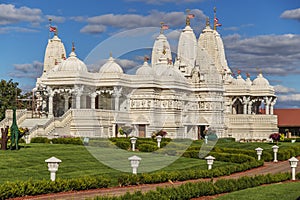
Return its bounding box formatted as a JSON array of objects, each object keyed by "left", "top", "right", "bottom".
[
  {"left": 30, "top": 137, "right": 50, "bottom": 143},
  {"left": 51, "top": 137, "right": 83, "bottom": 145},
  {"left": 138, "top": 144, "right": 158, "bottom": 152},
  {"left": 115, "top": 140, "right": 131, "bottom": 150}
]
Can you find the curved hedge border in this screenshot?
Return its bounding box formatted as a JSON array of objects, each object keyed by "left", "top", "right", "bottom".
[
  {"left": 118, "top": 159, "right": 263, "bottom": 186},
  {"left": 96, "top": 173, "right": 293, "bottom": 200},
  {"left": 0, "top": 176, "right": 110, "bottom": 200}
]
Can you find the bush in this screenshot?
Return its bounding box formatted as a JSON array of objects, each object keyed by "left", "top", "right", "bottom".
[
  {"left": 51, "top": 137, "right": 83, "bottom": 145},
  {"left": 138, "top": 144, "right": 158, "bottom": 152},
  {"left": 115, "top": 140, "right": 131, "bottom": 150},
  {"left": 30, "top": 137, "right": 50, "bottom": 143},
  {"left": 0, "top": 176, "right": 110, "bottom": 199}
]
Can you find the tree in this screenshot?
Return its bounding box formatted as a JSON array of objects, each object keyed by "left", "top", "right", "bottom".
[{"left": 0, "top": 79, "right": 25, "bottom": 121}]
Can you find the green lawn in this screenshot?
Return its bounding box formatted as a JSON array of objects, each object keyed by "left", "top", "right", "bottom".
[
  {"left": 216, "top": 181, "right": 300, "bottom": 200},
  {"left": 0, "top": 143, "right": 234, "bottom": 184}
]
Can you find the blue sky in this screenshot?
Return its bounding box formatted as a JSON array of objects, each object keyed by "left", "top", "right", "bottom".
[{"left": 0, "top": 0, "right": 299, "bottom": 108}]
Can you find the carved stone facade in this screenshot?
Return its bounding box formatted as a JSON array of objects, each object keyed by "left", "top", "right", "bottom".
[{"left": 2, "top": 16, "right": 278, "bottom": 141}]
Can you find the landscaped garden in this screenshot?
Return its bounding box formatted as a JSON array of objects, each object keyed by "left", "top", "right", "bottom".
[{"left": 0, "top": 136, "right": 299, "bottom": 199}]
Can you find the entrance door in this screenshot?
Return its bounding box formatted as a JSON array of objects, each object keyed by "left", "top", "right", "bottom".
[
  {"left": 138, "top": 125, "right": 146, "bottom": 138},
  {"left": 198, "top": 125, "right": 206, "bottom": 140}
]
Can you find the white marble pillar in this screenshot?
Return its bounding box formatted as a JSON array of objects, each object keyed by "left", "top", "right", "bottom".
[
  {"left": 48, "top": 91, "right": 54, "bottom": 118},
  {"left": 76, "top": 94, "right": 81, "bottom": 109},
  {"left": 91, "top": 93, "right": 97, "bottom": 109},
  {"left": 248, "top": 101, "right": 253, "bottom": 114},
  {"left": 270, "top": 98, "right": 276, "bottom": 115},
  {"left": 74, "top": 85, "right": 83, "bottom": 109},
  {"left": 64, "top": 94, "right": 69, "bottom": 112}
]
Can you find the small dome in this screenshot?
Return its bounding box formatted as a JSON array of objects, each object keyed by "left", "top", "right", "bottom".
[
  {"left": 252, "top": 73, "right": 270, "bottom": 86},
  {"left": 234, "top": 74, "right": 246, "bottom": 86},
  {"left": 57, "top": 51, "right": 87, "bottom": 72},
  {"left": 245, "top": 77, "right": 252, "bottom": 86},
  {"left": 99, "top": 56, "right": 123, "bottom": 74},
  {"left": 136, "top": 61, "right": 155, "bottom": 76},
  {"left": 161, "top": 66, "right": 186, "bottom": 83}
]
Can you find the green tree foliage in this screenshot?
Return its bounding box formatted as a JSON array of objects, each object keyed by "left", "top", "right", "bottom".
[{"left": 0, "top": 79, "right": 26, "bottom": 121}]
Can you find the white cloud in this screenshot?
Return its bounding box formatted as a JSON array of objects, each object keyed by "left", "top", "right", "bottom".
[
  {"left": 116, "top": 59, "right": 138, "bottom": 69},
  {"left": 280, "top": 8, "right": 300, "bottom": 21},
  {"left": 125, "top": 0, "right": 205, "bottom": 5},
  {"left": 46, "top": 15, "right": 66, "bottom": 23},
  {"left": 278, "top": 94, "right": 300, "bottom": 102},
  {"left": 0, "top": 4, "right": 43, "bottom": 25},
  {"left": 274, "top": 85, "right": 297, "bottom": 94},
  {"left": 11, "top": 61, "right": 43, "bottom": 78},
  {"left": 80, "top": 24, "right": 106, "bottom": 34},
  {"left": 0, "top": 26, "right": 38, "bottom": 33},
  {"left": 79, "top": 9, "right": 206, "bottom": 34},
  {"left": 223, "top": 34, "right": 300, "bottom": 76}
]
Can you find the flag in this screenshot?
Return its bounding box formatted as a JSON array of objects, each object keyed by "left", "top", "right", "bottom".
[
  {"left": 162, "top": 24, "right": 169, "bottom": 30},
  {"left": 49, "top": 26, "right": 57, "bottom": 32},
  {"left": 214, "top": 18, "right": 222, "bottom": 27},
  {"left": 188, "top": 14, "right": 195, "bottom": 19}
]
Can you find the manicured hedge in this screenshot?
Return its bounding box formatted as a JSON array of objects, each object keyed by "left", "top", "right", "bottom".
[
  {"left": 0, "top": 176, "right": 110, "bottom": 199},
  {"left": 96, "top": 173, "right": 292, "bottom": 200},
  {"left": 30, "top": 137, "right": 83, "bottom": 145},
  {"left": 30, "top": 137, "right": 50, "bottom": 143},
  {"left": 118, "top": 160, "right": 263, "bottom": 186}
]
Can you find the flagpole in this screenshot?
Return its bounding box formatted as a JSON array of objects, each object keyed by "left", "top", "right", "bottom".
[
  {"left": 213, "top": 7, "right": 216, "bottom": 30},
  {"left": 48, "top": 18, "right": 52, "bottom": 39}
]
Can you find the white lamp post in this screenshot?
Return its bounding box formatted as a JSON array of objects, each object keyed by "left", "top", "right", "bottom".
[
  {"left": 272, "top": 145, "right": 279, "bottom": 162},
  {"left": 130, "top": 137, "right": 137, "bottom": 151},
  {"left": 45, "top": 156, "right": 62, "bottom": 181},
  {"left": 128, "top": 155, "right": 141, "bottom": 174},
  {"left": 289, "top": 157, "right": 299, "bottom": 181},
  {"left": 255, "top": 147, "right": 263, "bottom": 161},
  {"left": 204, "top": 136, "right": 208, "bottom": 144},
  {"left": 205, "top": 155, "right": 215, "bottom": 170},
  {"left": 156, "top": 135, "right": 162, "bottom": 148}
]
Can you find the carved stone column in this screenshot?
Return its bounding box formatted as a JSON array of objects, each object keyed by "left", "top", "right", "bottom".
[
  {"left": 90, "top": 92, "right": 97, "bottom": 109},
  {"left": 47, "top": 87, "right": 54, "bottom": 118},
  {"left": 74, "top": 85, "right": 83, "bottom": 109},
  {"left": 270, "top": 98, "right": 277, "bottom": 115},
  {"left": 64, "top": 94, "right": 69, "bottom": 112},
  {"left": 264, "top": 97, "right": 272, "bottom": 115},
  {"left": 113, "top": 87, "right": 122, "bottom": 111}
]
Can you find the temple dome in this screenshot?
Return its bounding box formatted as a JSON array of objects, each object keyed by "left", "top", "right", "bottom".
[
  {"left": 136, "top": 61, "right": 155, "bottom": 76},
  {"left": 57, "top": 51, "right": 87, "bottom": 72},
  {"left": 99, "top": 56, "right": 123, "bottom": 74},
  {"left": 252, "top": 73, "right": 270, "bottom": 87},
  {"left": 234, "top": 74, "right": 246, "bottom": 86}
]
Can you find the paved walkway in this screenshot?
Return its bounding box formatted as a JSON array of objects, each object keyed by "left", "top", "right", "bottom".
[{"left": 11, "top": 157, "right": 300, "bottom": 200}]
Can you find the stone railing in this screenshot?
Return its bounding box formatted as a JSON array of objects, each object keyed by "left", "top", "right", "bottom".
[
  {"left": 228, "top": 114, "right": 277, "bottom": 125},
  {"left": 0, "top": 109, "right": 27, "bottom": 130}
]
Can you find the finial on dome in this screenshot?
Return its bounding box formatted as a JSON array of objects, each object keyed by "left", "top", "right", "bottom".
[
  {"left": 109, "top": 52, "right": 113, "bottom": 58},
  {"left": 246, "top": 72, "right": 250, "bottom": 78},
  {"left": 237, "top": 69, "right": 241, "bottom": 75},
  {"left": 186, "top": 9, "right": 191, "bottom": 26},
  {"left": 206, "top": 17, "right": 210, "bottom": 27},
  {"left": 144, "top": 56, "right": 149, "bottom": 62},
  {"left": 72, "top": 42, "right": 75, "bottom": 52},
  {"left": 160, "top": 22, "right": 169, "bottom": 34}
]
